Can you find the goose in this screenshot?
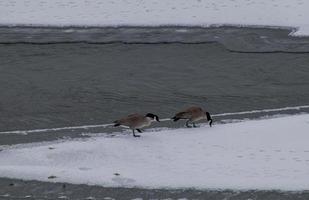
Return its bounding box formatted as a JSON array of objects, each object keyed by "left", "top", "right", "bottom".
[
  {"left": 114, "top": 113, "right": 160, "bottom": 137},
  {"left": 172, "top": 106, "right": 212, "bottom": 128}
]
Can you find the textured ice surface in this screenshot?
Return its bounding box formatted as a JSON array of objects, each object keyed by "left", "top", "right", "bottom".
[{"left": 0, "top": 0, "right": 309, "bottom": 36}]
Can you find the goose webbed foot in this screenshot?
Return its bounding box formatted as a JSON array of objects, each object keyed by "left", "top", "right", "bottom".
[
  {"left": 185, "top": 120, "right": 193, "bottom": 128},
  {"left": 132, "top": 129, "right": 141, "bottom": 137}
]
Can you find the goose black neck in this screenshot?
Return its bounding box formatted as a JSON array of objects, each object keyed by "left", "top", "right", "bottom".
[{"left": 206, "top": 112, "right": 213, "bottom": 127}]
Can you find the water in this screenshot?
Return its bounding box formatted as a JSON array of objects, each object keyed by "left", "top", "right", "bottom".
[{"left": 0, "top": 26, "right": 309, "bottom": 199}]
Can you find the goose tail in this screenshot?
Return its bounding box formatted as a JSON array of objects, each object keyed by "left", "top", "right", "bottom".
[
  {"left": 172, "top": 116, "right": 180, "bottom": 122},
  {"left": 113, "top": 120, "right": 121, "bottom": 127}
]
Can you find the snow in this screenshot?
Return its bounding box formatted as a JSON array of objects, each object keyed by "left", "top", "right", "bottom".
[
  {"left": 0, "top": 0, "right": 309, "bottom": 36},
  {"left": 1, "top": 114, "right": 309, "bottom": 190}
]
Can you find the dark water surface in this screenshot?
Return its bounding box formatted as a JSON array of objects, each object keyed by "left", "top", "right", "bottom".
[
  {"left": 1, "top": 42, "right": 309, "bottom": 130},
  {"left": 1, "top": 26, "right": 309, "bottom": 199},
  {"left": 1, "top": 27, "right": 309, "bottom": 134}
]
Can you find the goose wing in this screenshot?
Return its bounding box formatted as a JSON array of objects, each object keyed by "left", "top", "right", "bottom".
[
  {"left": 114, "top": 113, "right": 144, "bottom": 127},
  {"left": 173, "top": 106, "right": 203, "bottom": 121}
]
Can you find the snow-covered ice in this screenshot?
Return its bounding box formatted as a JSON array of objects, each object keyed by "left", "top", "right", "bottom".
[
  {"left": 0, "top": 114, "right": 309, "bottom": 190},
  {"left": 0, "top": 0, "right": 309, "bottom": 36}
]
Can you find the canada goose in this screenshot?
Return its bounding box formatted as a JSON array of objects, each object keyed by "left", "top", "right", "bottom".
[
  {"left": 114, "top": 113, "right": 160, "bottom": 137},
  {"left": 172, "top": 106, "right": 213, "bottom": 128}
]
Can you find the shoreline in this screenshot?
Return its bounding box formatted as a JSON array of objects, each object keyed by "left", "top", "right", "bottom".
[
  {"left": 0, "top": 24, "right": 297, "bottom": 32},
  {"left": 1, "top": 177, "right": 308, "bottom": 200}
]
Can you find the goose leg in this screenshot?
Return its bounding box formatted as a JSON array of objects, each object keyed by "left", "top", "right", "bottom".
[
  {"left": 186, "top": 120, "right": 192, "bottom": 128},
  {"left": 193, "top": 122, "right": 197, "bottom": 128},
  {"left": 136, "top": 129, "right": 142, "bottom": 133},
  {"left": 133, "top": 129, "right": 141, "bottom": 137}
]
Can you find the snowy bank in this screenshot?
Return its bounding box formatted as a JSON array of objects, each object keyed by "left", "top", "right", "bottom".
[
  {"left": 0, "top": 0, "right": 309, "bottom": 36},
  {"left": 0, "top": 114, "right": 309, "bottom": 191}
]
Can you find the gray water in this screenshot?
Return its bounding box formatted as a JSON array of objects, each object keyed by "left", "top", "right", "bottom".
[{"left": 1, "top": 26, "right": 309, "bottom": 199}]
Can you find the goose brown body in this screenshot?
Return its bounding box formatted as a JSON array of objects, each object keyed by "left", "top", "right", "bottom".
[
  {"left": 114, "top": 113, "right": 152, "bottom": 129},
  {"left": 172, "top": 106, "right": 213, "bottom": 127},
  {"left": 114, "top": 113, "right": 159, "bottom": 137}
]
